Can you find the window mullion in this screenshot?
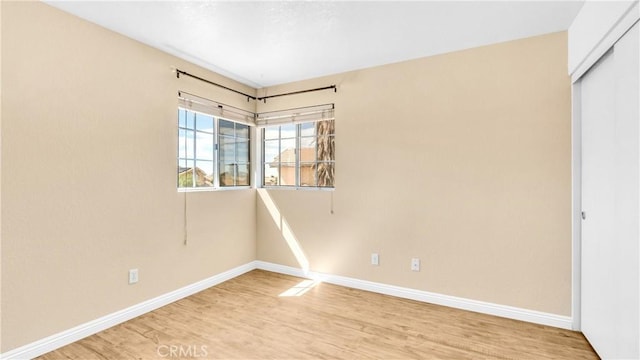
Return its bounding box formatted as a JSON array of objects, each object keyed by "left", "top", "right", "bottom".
[
  {"left": 260, "top": 128, "right": 265, "bottom": 187},
  {"left": 278, "top": 126, "right": 282, "bottom": 186},
  {"left": 191, "top": 112, "right": 196, "bottom": 188},
  {"left": 258, "top": 127, "right": 262, "bottom": 188},
  {"left": 233, "top": 123, "right": 238, "bottom": 186},
  {"left": 315, "top": 130, "right": 319, "bottom": 187},
  {"left": 295, "top": 124, "right": 301, "bottom": 187},
  {"left": 213, "top": 117, "right": 220, "bottom": 188}
]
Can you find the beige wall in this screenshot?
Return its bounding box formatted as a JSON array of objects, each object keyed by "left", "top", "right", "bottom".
[
  {"left": 256, "top": 32, "right": 572, "bottom": 316},
  {"left": 1, "top": 2, "right": 256, "bottom": 351},
  {"left": 1, "top": 1, "right": 572, "bottom": 353}
]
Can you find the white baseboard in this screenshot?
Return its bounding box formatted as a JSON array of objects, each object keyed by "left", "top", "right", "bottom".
[
  {"left": 0, "top": 262, "right": 256, "bottom": 360},
  {"left": 255, "top": 261, "right": 574, "bottom": 330},
  {"left": 2, "top": 260, "right": 573, "bottom": 359}
]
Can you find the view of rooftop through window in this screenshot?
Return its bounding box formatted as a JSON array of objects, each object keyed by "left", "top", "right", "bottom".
[{"left": 263, "top": 120, "right": 335, "bottom": 188}]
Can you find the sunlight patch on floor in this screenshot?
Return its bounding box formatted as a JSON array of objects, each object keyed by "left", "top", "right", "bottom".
[{"left": 279, "top": 279, "right": 319, "bottom": 297}]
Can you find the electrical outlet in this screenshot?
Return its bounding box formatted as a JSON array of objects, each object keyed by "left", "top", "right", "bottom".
[
  {"left": 411, "top": 258, "right": 420, "bottom": 272},
  {"left": 128, "top": 269, "right": 139, "bottom": 284},
  {"left": 371, "top": 253, "right": 379, "bottom": 266}
]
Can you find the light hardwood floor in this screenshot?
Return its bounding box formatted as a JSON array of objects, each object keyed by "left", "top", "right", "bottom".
[{"left": 38, "top": 270, "right": 598, "bottom": 359}]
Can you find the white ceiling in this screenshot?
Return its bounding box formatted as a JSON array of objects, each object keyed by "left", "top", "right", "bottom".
[{"left": 45, "top": 1, "right": 584, "bottom": 88}]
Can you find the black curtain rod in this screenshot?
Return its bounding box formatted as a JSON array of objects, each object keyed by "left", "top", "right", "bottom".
[
  {"left": 258, "top": 85, "right": 337, "bottom": 103},
  {"left": 176, "top": 68, "right": 337, "bottom": 103},
  {"left": 176, "top": 69, "right": 257, "bottom": 101}
]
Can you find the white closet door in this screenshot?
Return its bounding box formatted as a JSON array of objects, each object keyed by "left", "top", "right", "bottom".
[
  {"left": 581, "top": 22, "right": 639, "bottom": 359},
  {"left": 581, "top": 45, "right": 617, "bottom": 358}
]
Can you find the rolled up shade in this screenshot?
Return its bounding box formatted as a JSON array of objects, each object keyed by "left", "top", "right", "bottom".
[
  {"left": 256, "top": 104, "right": 335, "bottom": 127},
  {"left": 178, "top": 91, "right": 256, "bottom": 126}
]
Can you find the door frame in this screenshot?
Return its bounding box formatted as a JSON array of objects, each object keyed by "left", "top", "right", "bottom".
[{"left": 571, "top": 81, "right": 582, "bottom": 331}]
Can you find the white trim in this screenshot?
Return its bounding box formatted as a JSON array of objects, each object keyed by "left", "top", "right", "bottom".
[
  {"left": 0, "top": 262, "right": 256, "bottom": 360},
  {"left": 571, "top": 2, "right": 639, "bottom": 83},
  {"left": 251, "top": 125, "right": 260, "bottom": 189},
  {"left": 255, "top": 261, "right": 574, "bottom": 330},
  {"left": 2, "top": 260, "right": 574, "bottom": 359},
  {"left": 571, "top": 81, "right": 583, "bottom": 331}
]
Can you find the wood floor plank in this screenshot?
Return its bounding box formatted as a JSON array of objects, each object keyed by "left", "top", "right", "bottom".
[{"left": 37, "top": 270, "right": 598, "bottom": 360}]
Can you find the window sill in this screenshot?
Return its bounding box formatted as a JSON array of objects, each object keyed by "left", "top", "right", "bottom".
[
  {"left": 260, "top": 186, "right": 334, "bottom": 192},
  {"left": 178, "top": 186, "right": 252, "bottom": 193}
]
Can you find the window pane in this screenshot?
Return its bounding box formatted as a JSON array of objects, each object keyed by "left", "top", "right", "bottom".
[
  {"left": 179, "top": 129, "right": 194, "bottom": 159},
  {"left": 280, "top": 124, "right": 296, "bottom": 139},
  {"left": 219, "top": 137, "right": 236, "bottom": 163},
  {"left": 237, "top": 164, "right": 250, "bottom": 186},
  {"left": 194, "top": 160, "right": 214, "bottom": 187},
  {"left": 300, "top": 163, "right": 317, "bottom": 187},
  {"left": 180, "top": 110, "right": 195, "bottom": 129},
  {"left": 195, "top": 113, "right": 214, "bottom": 133},
  {"left": 264, "top": 140, "right": 280, "bottom": 163},
  {"left": 219, "top": 163, "right": 236, "bottom": 186},
  {"left": 316, "top": 135, "right": 335, "bottom": 161},
  {"left": 264, "top": 126, "right": 279, "bottom": 140},
  {"left": 300, "top": 136, "right": 315, "bottom": 148},
  {"left": 299, "top": 146, "right": 316, "bottom": 163},
  {"left": 195, "top": 132, "right": 214, "bottom": 160},
  {"left": 279, "top": 139, "right": 296, "bottom": 163},
  {"left": 236, "top": 140, "right": 249, "bottom": 163},
  {"left": 264, "top": 164, "right": 279, "bottom": 186},
  {"left": 301, "top": 122, "right": 316, "bottom": 137},
  {"left": 236, "top": 124, "right": 249, "bottom": 139},
  {"left": 177, "top": 159, "right": 194, "bottom": 187},
  {"left": 219, "top": 119, "right": 235, "bottom": 136},
  {"left": 218, "top": 163, "right": 250, "bottom": 187},
  {"left": 279, "top": 163, "right": 296, "bottom": 186},
  {"left": 316, "top": 120, "right": 334, "bottom": 136},
  {"left": 317, "top": 162, "right": 334, "bottom": 187},
  {"left": 178, "top": 109, "right": 186, "bottom": 128}
]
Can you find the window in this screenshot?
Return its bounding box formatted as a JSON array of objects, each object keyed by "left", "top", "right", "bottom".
[
  {"left": 178, "top": 107, "right": 251, "bottom": 189},
  {"left": 262, "top": 119, "right": 335, "bottom": 188},
  {"left": 219, "top": 119, "right": 250, "bottom": 186}
]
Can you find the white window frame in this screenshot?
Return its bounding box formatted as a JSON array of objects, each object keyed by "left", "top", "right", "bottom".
[
  {"left": 177, "top": 92, "right": 254, "bottom": 192},
  {"left": 258, "top": 104, "right": 335, "bottom": 190}
]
